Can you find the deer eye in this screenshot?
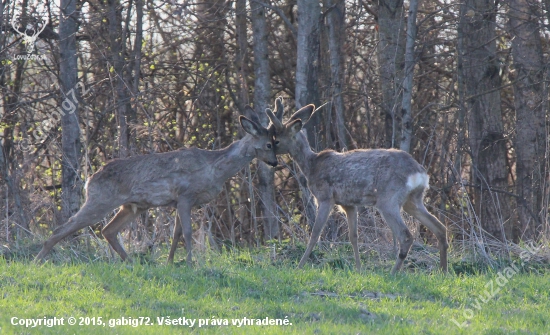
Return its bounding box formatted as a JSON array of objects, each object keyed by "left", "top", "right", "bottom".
[
  {"left": 266, "top": 143, "right": 272, "bottom": 149},
  {"left": 274, "top": 140, "right": 280, "bottom": 145}
]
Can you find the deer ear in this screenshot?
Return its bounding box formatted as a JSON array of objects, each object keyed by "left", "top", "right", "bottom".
[
  {"left": 243, "top": 105, "right": 263, "bottom": 126},
  {"left": 289, "top": 104, "right": 315, "bottom": 124},
  {"left": 240, "top": 115, "right": 264, "bottom": 137},
  {"left": 286, "top": 119, "right": 303, "bottom": 136}
]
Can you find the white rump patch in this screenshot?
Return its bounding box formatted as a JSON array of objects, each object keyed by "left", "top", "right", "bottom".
[{"left": 406, "top": 172, "right": 429, "bottom": 191}]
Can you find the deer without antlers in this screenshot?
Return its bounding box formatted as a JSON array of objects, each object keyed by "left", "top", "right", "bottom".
[
  {"left": 35, "top": 107, "right": 278, "bottom": 264},
  {"left": 267, "top": 98, "right": 448, "bottom": 274}
]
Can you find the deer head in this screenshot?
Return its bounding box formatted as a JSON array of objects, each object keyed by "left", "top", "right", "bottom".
[
  {"left": 266, "top": 97, "right": 316, "bottom": 155},
  {"left": 241, "top": 105, "right": 278, "bottom": 167}
]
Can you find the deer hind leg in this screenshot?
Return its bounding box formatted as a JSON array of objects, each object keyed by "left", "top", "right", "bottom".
[
  {"left": 167, "top": 214, "right": 182, "bottom": 264},
  {"left": 176, "top": 201, "right": 193, "bottom": 266},
  {"left": 298, "top": 199, "right": 334, "bottom": 269},
  {"left": 378, "top": 204, "right": 413, "bottom": 275},
  {"left": 34, "top": 201, "right": 117, "bottom": 262},
  {"left": 403, "top": 194, "right": 448, "bottom": 272},
  {"left": 102, "top": 204, "right": 146, "bottom": 261},
  {"left": 342, "top": 205, "right": 361, "bottom": 271}
]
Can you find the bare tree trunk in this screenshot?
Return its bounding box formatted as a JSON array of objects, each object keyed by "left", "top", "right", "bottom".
[
  {"left": 296, "top": 0, "right": 321, "bottom": 145},
  {"left": 236, "top": 0, "right": 249, "bottom": 110},
  {"left": 1, "top": 1, "right": 30, "bottom": 232},
  {"left": 251, "top": 0, "right": 278, "bottom": 240},
  {"left": 131, "top": 0, "right": 143, "bottom": 118},
  {"left": 295, "top": 0, "right": 321, "bottom": 229},
  {"left": 458, "top": 0, "right": 512, "bottom": 241},
  {"left": 324, "top": 0, "right": 347, "bottom": 151},
  {"left": 108, "top": 0, "right": 129, "bottom": 157},
  {"left": 377, "top": 0, "right": 405, "bottom": 149},
  {"left": 399, "top": 0, "right": 418, "bottom": 153},
  {"left": 0, "top": 144, "right": 28, "bottom": 235},
  {"left": 60, "top": 0, "right": 82, "bottom": 223},
  {"left": 234, "top": 0, "right": 251, "bottom": 243},
  {"left": 507, "top": 0, "right": 546, "bottom": 239},
  {"left": 456, "top": 25, "right": 469, "bottom": 241}
]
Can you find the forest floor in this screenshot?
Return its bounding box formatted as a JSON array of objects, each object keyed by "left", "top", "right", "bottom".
[{"left": 1, "top": 241, "right": 549, "bottom": 334}]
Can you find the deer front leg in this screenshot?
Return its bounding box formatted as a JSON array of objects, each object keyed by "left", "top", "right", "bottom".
[
  {"left": 342, "top": 206, "right": 361, "bottom": 271},
  {"left": 176, "top": 201, "right": 193, "bottom": 266},
  {"left": 102, "top": 205, "right": 145, "bottom": 261},
  {"left": 167, "top": 214, "right": 182, "bottom": 264},
  {"left": 298, "top": 200, "right": 333, "bottom": 269}
]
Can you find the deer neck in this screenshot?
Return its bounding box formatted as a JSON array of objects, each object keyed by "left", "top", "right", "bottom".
[
  {"left": 288, "top": 131, "right": 316, "bottom": 177},
  {"left": 210, "top": 134, "right": 256, "bottom": 182}
]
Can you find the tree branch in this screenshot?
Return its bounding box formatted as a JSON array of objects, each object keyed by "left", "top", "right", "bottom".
[{"left": 251, "top": 0, "right": 297, "bottom": 38}]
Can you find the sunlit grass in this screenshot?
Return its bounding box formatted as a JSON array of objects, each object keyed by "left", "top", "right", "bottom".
[{"left": 0, "top": 246, "right": 549, "bottom": 334}]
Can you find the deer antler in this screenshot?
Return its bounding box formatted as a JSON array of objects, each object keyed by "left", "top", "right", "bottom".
[
  {"left": 33, "top": 18, "right": 48, "bottom": 38},
  {"left": 266, "top": 108, "right": 283, "bottom": 132},
  {"left": 10, "top": 14, "right": 25, "bottom": 35}
]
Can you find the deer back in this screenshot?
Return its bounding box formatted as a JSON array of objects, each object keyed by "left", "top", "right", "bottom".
[
  {"left": 85, "top": 148, "right": 219, "bottom": 208},
  {"left": 307, "top": 148, "right": 427, "bottom": 207}
]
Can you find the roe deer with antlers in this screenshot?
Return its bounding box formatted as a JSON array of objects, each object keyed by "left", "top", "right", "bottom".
[
  {"left": 35, "top": 107, "right": 278, "bottom": 265},
  {"left": 267, "top": 98, "right": 448, "bottom": 274}
]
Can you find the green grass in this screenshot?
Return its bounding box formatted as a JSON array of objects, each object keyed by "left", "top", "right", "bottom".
[{"left": 1, "top": 245, "right": 549, "bottom": 334}]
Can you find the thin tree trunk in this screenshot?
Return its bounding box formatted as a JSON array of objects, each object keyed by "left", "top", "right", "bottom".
[
  {"left": 377, "top": 0, "right": 405, "bottom": 149},
  {"left": 399, "top": 0, "right": 418, "bottom": 153},
  {"left": 251, "top": 0, "right": 278, "bottom": 240},
  {"left": 507, "top": 0, "right": 546, "bottom": 239},
  {"left": 1, "top": 1, "right": 30, "bottom": 232},
  {"left": 295, "top": 0, "right": 321, "bottom": 229},
  {"left": 235, "top": 0, "right": 251, "bottom": 242},
  {"left": 236, "top": 0, "right": 249, "bottom": 111},
  {"left": 131, "top": 0, "right": 143, "bottom": 110},
  {"left": 108, "top": 0, "right": 129, "bottom": 157},
  {"left": 458, "top": 0, "right": 512, "bottom": 241},
  {"left": 456, "top": 19, "right": 468, "bottom": 241},
  {"left": 0, "top": 144, "right": 28, "bottom": 236},
  {"left": 236, "top": 0, "right": 253, "bottom": 245},
  {"left": 60, "top": 0, "right": 82, "bottom": 223},
  {"left": 296, "top": 0, "right": 321, "bottom": 146},
  {"left": 324, "top": 0, "right": 347, "bottom": 151}
]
